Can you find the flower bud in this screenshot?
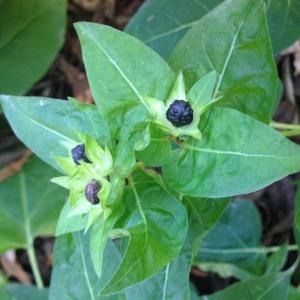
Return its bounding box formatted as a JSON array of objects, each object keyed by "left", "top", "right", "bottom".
[
  {"left": 85, "top": 180, "right": 101, "bottom": 204},
  {"left": 166, "top": 100, "right": 193, "bottom": 127}
]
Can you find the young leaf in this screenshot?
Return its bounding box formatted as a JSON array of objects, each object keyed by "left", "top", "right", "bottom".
[
  {"left": 101, "top": 171, "right": 188, "bottom": 294},
  {"left": 75, "top": 22, "right": 176, "bottom": 139},
  {"left": 169, "top": 0, "right": 277, "bottom": 123},
  {"left": 163, "top": 107, "right": 300, "bottom": 198},
  {"left": 0, "top": 156, "right": 66, "bottom": 252},
  {"left": 0, "top": 0, "right": 66, "bottom": 95},
  {"left": 196, "top": 200, "right": 267, "bottom": 276},
  {"left": 125, "top": 197, "right": 229, "bottom": 300},
  {"left": 50, "top": 233, "right": 126, "bottom": 300},
  {"left": 0, "top": 96, "right": 110, "bottom": 171},
  {"left": 199, "top": 269, "right": 293, "bottom": 300}
]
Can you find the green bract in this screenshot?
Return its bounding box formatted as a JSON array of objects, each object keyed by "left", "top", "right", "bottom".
[{"left": 1, "top": 0, "right": 300, "bottom": 298}]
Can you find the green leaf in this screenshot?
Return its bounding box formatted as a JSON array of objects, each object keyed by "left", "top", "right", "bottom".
[
  {"left": 136, "top": 125, "right": 171, "bottom": 167},
  {"left": 75, "top": 22, "right": 176, "bottom": 139},
  {"left": 125, "top": 0, "right": 222, "bottom": 60},
  {"left": 0, "top": 96, "right": 110, "bottom": 171},
  {"left": 0, "top": 284, "right": 48, "bottom": 300},
  {"left": 169, "top": 0, "right": 277, "bottom": 123},
  {"left": 0, "top": 156, "right": 66, "bottom": 252},
  {"left": 50, "top": 233, "right": 126, "bottom": 300},
  {"left": 55, "top": 201, "right": 87, "bottom": 236},
  {"left": 0, "top": 0, "right": 66, "bottom": 95},
  {"left": 164, "top": 107, "right": 300, "bottom": 198},
  {"left": 125, "top": 197, "right": 228, "bottom": 300},
  {"left": 101, "top": 171, "right": 188, "bottom": 294},
  {"left": 196, "top": 200, "right": 266, "bottom": 276},
  {"left": 265, "top": 244, "right": 288, "bottom": 274},
  {"left": 127, "top": 0, "right": 300, "bottom": 57},
  {"left": 267, "top": 0, "right": 300, "bottom": 54},
  {"left": 199, "top": 269, "right": 293, "bottom": 300}
]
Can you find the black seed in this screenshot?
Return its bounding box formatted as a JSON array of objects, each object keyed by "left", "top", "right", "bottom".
[
  {"left": 166, "top": 100, "right": 193, "bottom": 127},
  {"left": 71, "top": 144, "right": 90, "bottom": 165},
  {"left": 85, "top": 180, "right": 101, "bottom": 205}
]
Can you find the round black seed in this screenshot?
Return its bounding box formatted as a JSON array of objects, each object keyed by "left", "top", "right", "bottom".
[
  {"left": 166, "top": 100, "right": 193, "bottom": 127},
  {"left": 85, "top": 180, "right": 101, "bottom": 205},
  {"left": 71, "top": 144, "right": 90, "bottom": 165}
]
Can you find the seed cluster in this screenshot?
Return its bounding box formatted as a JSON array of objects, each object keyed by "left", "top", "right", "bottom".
[{"left": 166, "top": 100, "right": 193, "bottom": 127}]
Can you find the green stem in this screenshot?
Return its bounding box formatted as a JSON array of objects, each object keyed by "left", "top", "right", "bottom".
[
  {"left": 270, "top": 121, "right": 300, "bottom": 130},
  {"left": 199, "top": 244, "right": 298, "bottom": 255},
  {"left": 281, "top": 130, "right": 300, "bottom": 137},
  {"left": 27, "top": 243, "right": 44, "bottom": 289}
]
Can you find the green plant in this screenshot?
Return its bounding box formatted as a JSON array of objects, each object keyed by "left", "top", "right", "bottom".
[{"left": 1, "top": 0, "right": 300, "bottom": 298}]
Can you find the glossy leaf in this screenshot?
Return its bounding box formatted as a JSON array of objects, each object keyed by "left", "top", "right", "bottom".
[
  {"left": 196, "top": 200, "right": 266, "bottom": 276},
  {"left": 125, "top": 0, "right": 222, "bottom": 60},
  {"left": 75, "top": 22, "right": 176, "bottom": 140},
  {"left": 267, "top": 0, "right": 300, "bottom": 54},
  {"left": 164, "top": 108, "right": 300, "bottom": 198},
  {"left": 0, "top": 96, "right": 110, "bottom": 171},
  {"left": 199, "top": 269, "right": 293, "bottom": 300},
  {"left": 0, "top": 156, "right": 66, "bottom": 252},
  {"left": 127, "top": 0, "right": 300, "bottom": 57},
  {"left": 136, "top": 125, "right": 171, "bottom": 167},
  {"left": 0, "top": 0, "right": 66, "bottom": 95},
  {"left": 50, "top": 233, "right": 126, "bottom": 300},
  {"left": 169, "top": 0, "right": 277, "bottom": 123},
  {"left": 125, "top": 197, "right": 228, "bottom": 300},
  {"left": 101, "top": 171, "right": 188, "bottom": 294}
]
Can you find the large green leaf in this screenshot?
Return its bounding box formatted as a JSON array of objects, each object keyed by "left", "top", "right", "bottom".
[
  {"left": 50, "top": 233, "right": 126, "bottom": 300},
  {"left": 125, "top": 197, "right": 228, "bottom": 300},
  {"left": 125, "top": 0, "right": 221, "bottom": 60},
  {"left": 199, "top": 269, "right": 293, "bottom": 300},
  {"left": 169, "top": 0, "right": 277, "bottom": 123},
  {"left": 0, "top": 96, "right": 110, "bottom": 171},
  {"left": 0, "top": 284, "right": 48, "bottom": 300},
  {"left": 163, "top": 107, "right": 300, "bottom": 198},
  {"left": 0, "top": 0, "right": 66, "bottom": 95},
  {"left": 75, "top": 22, "right": 175, "bottom": 140},
  {"left": 267, "top": 0, "right": 300, "bottom": 54},
  {"left": 196, "top": 200, "right": 266, "bottom": 276},
  {"left": 0, "top": 156, "right": 66, "bottom": 252},
  {"left": 126, "top": 0, "right": 300, "bottom": 58},
  {"left": 101, "top": 171, "right": 188, "bottom": 294}
]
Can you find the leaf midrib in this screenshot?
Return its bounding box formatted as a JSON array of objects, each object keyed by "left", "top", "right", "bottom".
[
  {"left": 9, "top": 101, "right": 76, "bottom": 144},
  {"left": 183, "top": 144, "right": 299, "bottom": 160}
]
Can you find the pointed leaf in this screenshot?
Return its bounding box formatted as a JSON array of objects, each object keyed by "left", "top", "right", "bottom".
[
  {"left": 101, "top": 171, "right": 188, "bottom": 294},
  {"left": 75, "top": 22, "right": 176, "bottom": 138},
  {"left": 169, "top": 0, "right": 277, "bottom": 123},
  {"left": 0, "top": 96, "right": 110, "bottom": 171},
  {"left": 164, "top": 108, "right": 300, "bottom": 198}
]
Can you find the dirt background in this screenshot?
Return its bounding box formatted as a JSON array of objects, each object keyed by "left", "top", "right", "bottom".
[{"left": 1, "top": 0, "right": 300, "bottom": 295}]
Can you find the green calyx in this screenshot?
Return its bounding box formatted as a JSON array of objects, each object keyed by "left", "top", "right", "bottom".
[
  {"left": 51, "top": 134, "right": 114, "bottom": 231},
  {"left": 144, "top": 71, "right": 219, "bottom": 140}
]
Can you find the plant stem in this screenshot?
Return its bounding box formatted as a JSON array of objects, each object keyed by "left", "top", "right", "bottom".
[
  {"left": 27, "top": 243, "right": 44, "bottom": 289},
  {"left": 270, "top": 121, "right": 300, "bottom": 130},
  {"left": 199, "top": 244, "right": 298, "bottom": 255},
  {"left": 281, "top": 130, "right": 300, "bottom": 137}
]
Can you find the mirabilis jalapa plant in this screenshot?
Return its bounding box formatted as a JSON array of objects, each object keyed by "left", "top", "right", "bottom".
[{"left": 2, "top": 0, "right": 300, "bottom": 296}]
